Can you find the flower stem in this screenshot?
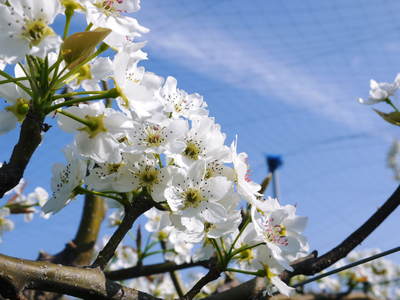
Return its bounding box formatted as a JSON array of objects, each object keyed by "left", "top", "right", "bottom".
[
  {"left": 75, "top": 186, "right": 123, "bottom": 202},
  {"left": 225, "top": 268, "right": 262, "bottom": 276},
  {"left": 47, "top": 89, "right": 118, "bottom": 113},
  {"left": 57, "top": 110, "right": 94, "bottom": 129},
  {"left": 63, "top": 8, "right": 74, "bottom": 39},
  {"left": 0, "top": 77, "right": 28, "bottom": 85},
  {"left": 0, "top": 70, "right": 31, "bottom": 96},
  {"left": 386, "top": 98, "right": 399, "bottom": 112}
]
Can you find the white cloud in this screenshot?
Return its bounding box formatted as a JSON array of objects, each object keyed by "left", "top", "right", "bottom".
[{"left": 146, "top": 29, "right": 390, "bottom": 136}]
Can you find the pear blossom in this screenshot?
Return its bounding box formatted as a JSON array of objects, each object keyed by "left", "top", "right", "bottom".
[
  {"left": 358, "top": 74, "right": 400, "bottom": 105},
  {"left": 0, "top": 80, "right": 31, "bottom": 135},
  {"left": 230, "top": 137, "right": 262, "bottom": 205},
  {"left": 251, "top": 197, "right": 308, "bottom": 270},
  {"left": 82, "top": 0, "right": 148, "bottom": 49},
  {"left": 125, "top": 118, "right": 187, "bottom": 155},
  {"left": 161, "top": 161, "right": 234, "bottom": 242},
  {"left": 0, "top": 208, "right": 14, "bottom": 242},
  {"left": 0, "top": 0, "right": 62, "bottom": 63},
  {"left": 57, "top": 101, "right": 132, "bottom": 163},
  {"left": 159, "top": 76, "right": 208, "bottom": 120},
  {"left": 172, "top": 116, "right": 230, "bottom": 167},
  {"left": 68, "top": 57, "right": 113, "bottom": 91},
  {"left": 112, "top": 44, "right": 164, "bottom": 119},
  {"left": 42, "top": 147, "right": 87, "bottom": 214}
]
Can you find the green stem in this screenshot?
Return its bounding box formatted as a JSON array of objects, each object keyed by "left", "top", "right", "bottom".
[
  {"left": 230, "top": 242, "right": 265, "bottom": 259},
  {"left": 63, "top": 8, "right": 74, "bottom": 39},
  {"left": 210, "top": 238, "right": 224, "bottom": 265},
  {"left": 85, "top": 22, "right": 93, "bottom": 31},
  {"left": 226, "top": 268, "right": 262, "bottom": 276},
  {"left": 0, "top": 70, "right": 31, "bottom": 96},
  {"left": 47, "top": 89, "right": 118, "bottom": 113},
  {"left": 75, "top": 186, "right": 123, "bottom": 202},
  {"left": 53, "top": 90, "right": 108, "bottom": 100},
  {"left": 0, "top": 77, "right": 28, "bottom": 85},
  {"left": 57, "top": 110, "right": 94, "bottom": 128},
  {"left": 386, "top": 98, "right": 399, "bottom": 112},
  {"left": 55, "top": 43, "right": 110, "bottom": 87},
  {"left": 228, "top": 217, "right": 250, "bottom": 256}
]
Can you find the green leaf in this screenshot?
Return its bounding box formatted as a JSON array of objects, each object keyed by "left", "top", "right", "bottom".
[{"left": 373, "top": 109, "right": 400, "bottom": 126}]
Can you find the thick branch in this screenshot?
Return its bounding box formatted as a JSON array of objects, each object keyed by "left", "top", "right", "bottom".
[
  {"left": 0, "top": 253, "right": 161, "bottom": 300},
  {"left": 105, "top": 259, "right": 211, "bottom": 281},
  {"left": 0, "top": 108, "right": 45, "bottom": 198},
  {"left": 92, "top": 195, "right": 153, "bottom": 270},
  {"left": 43, "top": 194, "right": 106, "bottom": 267}
]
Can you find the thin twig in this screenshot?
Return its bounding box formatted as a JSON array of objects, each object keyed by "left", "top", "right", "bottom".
[
  {"left": 292, "top": 246, "right": 400, "bottom": 289},
  {"left": 160, "top": 240, "right": 184, "bottom": 298},
  {"left": 281, "top": 184, "right": 400, "bottom": 281}
]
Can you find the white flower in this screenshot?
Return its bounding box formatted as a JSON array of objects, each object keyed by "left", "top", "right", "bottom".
[
  {"left": 112, "top": 44, "right": 164, "bottom": 119},
  {"left": 144, "top": 207, "right": 171, "bottom": 233},
  {"left": 358, "top": 74, "right": 400, "bottom": 105},
  {"left": 230, "top": 136, "right": 261, "bottom": 205},
  {"left": 0, "top": 71, "right": 31, "bottom": 135},
  {"left": 172, "top": 116, "right": 230, "bottom": 167},
  {"left": 0, "top": 0, "right": 62, "bottom": 62},
  {"left": 159, "top": 76, "right": 208, "bottom": 120},
  {"left": 125, "top": 118, "right": 187, "bottom": 155},
  {"left": 82, "top": 0, "right": 148, "bottom": 49},
  {"left": 68, "top": 57, "right": 113, "bottom": 91},
  {"left": 0, "top": 208, "right": 14, "bottom": 242},
  {"left": 251, "top": 197, "right": 308, "bottom": 270},
  {"left": 163, "top": 160, "right": 233, "bottom": 242},
  {"left": 42, "top": 147, "right": 87, "bottom": 214},
  {"left": 57, "top": 102, "right": 132, "bottom": 163}
]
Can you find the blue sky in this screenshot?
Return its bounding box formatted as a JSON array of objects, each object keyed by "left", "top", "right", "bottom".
[{"left": 1, "top": 0, "right": 400, "bottom": 266}]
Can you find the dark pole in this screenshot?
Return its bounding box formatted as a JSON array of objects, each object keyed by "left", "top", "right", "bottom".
[{"left": 266, "top": 155, "right": 283, "bottom": 200}]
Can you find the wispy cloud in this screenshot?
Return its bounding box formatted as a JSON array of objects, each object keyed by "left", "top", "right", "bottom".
[{"left": 146, "top": 29, "right": 389, "bottom": 136}]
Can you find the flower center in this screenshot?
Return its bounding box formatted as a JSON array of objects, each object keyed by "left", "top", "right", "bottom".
[
  {"left": 76, "top": 64, "right": 93, "bottom": 83},
  {"left": 106, "top": 163, "right": 122, "bottom": 174},
  {"left": 145, "top": 125, "right": 165, "bottom": 147},
  {"left": 238, "top": 248, "right": 254, "bottom": 262},
  {"left": 263, "top": 217, "right": 288, "bottom": 246},
  {"left": 183, "top": 141, "right": 200, "bottom": 160},
  {"left": 136, "top": 166, "right": 159, "bottom": 186},
  {"left": 95, "top": 0, "right": 124, "bottom": 15},
  {"left": 183, "top": 188, "right": 203, "bottom": 208},
  {"left": 78, "top": 114, "right": 107, "bottom": 138},
  {"left": 21, "top": 19, "right": 54, "bottom": 47}
]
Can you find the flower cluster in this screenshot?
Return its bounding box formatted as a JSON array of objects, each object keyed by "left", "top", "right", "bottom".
[
  {"left": 0, "top": 0, "right": 309, "bottom": 296},
  {"left": 315, "top": 249, "right": 400, "bottom": 300}
]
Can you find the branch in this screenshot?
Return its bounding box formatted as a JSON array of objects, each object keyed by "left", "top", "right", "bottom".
[
  {"left": 105, "top": 259, "right": 211, "bottom": 281},
  {"left": 281, "top": 183, "right": 400, "bottom": 281},
  {"left": 43, "top": 194, "right": 105, "bottom": 267},
  {"left": 0, "top": 108, "right": 45, "bottom": 198},
  {"left": 0, "top": 253, "right": 162, "bottom": 300},
  {"left": 205, "top": 184, "right": 400, "bottom": 300},
  {"left": 183, "top": 263, "right": 223, "bottom": 300},
  {"left": 92, "top": 195, "right": 153, "bottom": 270}
]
